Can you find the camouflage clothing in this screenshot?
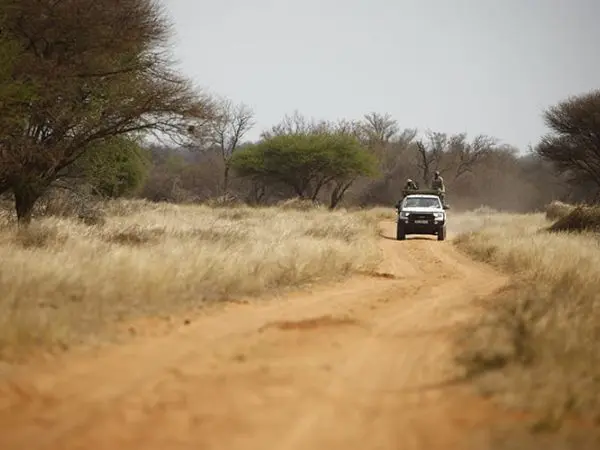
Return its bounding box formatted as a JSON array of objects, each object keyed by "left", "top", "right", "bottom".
[
  {"left": 404, "top": 180, "right": 418, "bottom": 191},
  {"left": 431, "top": 175, "right": 445, "bottom": 192}
]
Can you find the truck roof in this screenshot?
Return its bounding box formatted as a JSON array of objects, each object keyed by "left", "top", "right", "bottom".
[{"left": 404, "top": 194, "right": 440, "bottom": 199}]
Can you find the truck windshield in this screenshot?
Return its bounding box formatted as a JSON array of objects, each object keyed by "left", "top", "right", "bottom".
[{"left": 403, "top": 197, "right": 441, "bottom": 208}]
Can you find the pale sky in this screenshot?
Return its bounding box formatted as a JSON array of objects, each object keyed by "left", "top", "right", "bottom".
[{"left": 162, "top": 0, "right": 599, "bottom": 151}]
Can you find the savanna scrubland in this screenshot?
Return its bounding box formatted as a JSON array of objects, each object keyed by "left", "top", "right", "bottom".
[
  {"left": 2, "top": 0, "right": 600, "bottom": 447},
  {"left": 0, "top": 199, "right": 384, "bottom": 360}
]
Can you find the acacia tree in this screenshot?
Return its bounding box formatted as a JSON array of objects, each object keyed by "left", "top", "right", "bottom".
[
  {"left": 0, "top": 0, "right": 213, "bottom": 223},
  {"left": 326, "top": 139, "right": 378, "bottom": 208},
  {"left": 231, "top": 132, "right": 378, "bottom": 208},
  {"left": 536, "top": 89, "right": 600, "bottom": 200}
]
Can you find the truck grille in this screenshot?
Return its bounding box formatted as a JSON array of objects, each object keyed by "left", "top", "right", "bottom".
[{"left": 409, "top": 213, "right": 434, "bottom": 223}]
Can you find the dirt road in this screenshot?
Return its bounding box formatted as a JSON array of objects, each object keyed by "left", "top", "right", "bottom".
[{"left": 0, "top": 221, "right": 507, "bottom": 450}]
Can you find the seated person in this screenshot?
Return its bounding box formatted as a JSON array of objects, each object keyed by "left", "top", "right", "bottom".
[{"left": 404, "top": 178, "right": 418, "bottom": 191}]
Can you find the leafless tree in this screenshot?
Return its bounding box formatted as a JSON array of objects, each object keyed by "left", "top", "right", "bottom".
[
  {"left": 360, "top": 112, "right": 399, "bottom": 146},
  {"left": 414, "top": 131, "right": 496, "bottom": 186},
  {"left": 376, "top": 128, "right": 417, "bottom": 176},
  {"left": 415, "top": 140, "right": 437, "bottom": 186},
  {"left": 208, "top": 97, "right": 255, "bottom": 195},
  {"left": 451, "top": 134, "right": 498, "bottom": 180},
  {"left": 355, "top": 113, "right": 417, "bottom": 191},
  {"left": 261, "top": 110, "right": 332, "bottom": 139},
  {"left": 332, "top": 118, "right": 363, "bottom": 137}
]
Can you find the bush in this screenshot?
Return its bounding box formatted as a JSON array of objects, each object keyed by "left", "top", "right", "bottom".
[
  {"left": 545, "top": 201, "right": 575, "bottom": 221},
  {"left": 548, "top": 205, "right": 600, "bottom": 233}
]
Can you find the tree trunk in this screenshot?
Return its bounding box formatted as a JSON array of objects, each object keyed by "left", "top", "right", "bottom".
[
  {"left": 246, "top": 181, "right": 267, "bottom": 205},
  {"left": 292, "top": 183, "right": 306, "bottom": 199},
  {"left": 223, "top": 165, "right": 230, "bottom": 196},
  {"left": 329, "top": 180, "right": 354, "bottom": 210},
  {"left": 13, "top": 183, "right": 43, "bottom": 225}
]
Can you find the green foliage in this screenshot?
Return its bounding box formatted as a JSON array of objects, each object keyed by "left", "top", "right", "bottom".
[
  {"left": 0, "top": 0, "right": 211, "bottom": 222},
  {"left": 231, "top": 132, "right": 378, "bottom": 202},
  {"left": 536, "top": 89, "right": 600, "bottom": 196},
  {"left": 73, "top": 137, "right": 151, "bottom": 198},
  {"left": 0, "top": 32, "right": 35, "bottom": 131}
]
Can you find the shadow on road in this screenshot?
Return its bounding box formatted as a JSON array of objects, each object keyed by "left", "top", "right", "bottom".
[{"left": 378, "top": 233, "right": 436, "bottom": 242}]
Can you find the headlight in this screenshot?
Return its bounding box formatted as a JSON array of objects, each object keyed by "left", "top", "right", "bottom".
[
  {"left": 400, "top": 211, "right": 409, "bottom": 219},
  {"left": 433, "top": 212, "right": 445, "bottom": 220}
]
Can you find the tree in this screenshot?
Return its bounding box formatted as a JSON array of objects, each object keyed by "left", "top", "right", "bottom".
[
  {"left": 535, "top": 89, "right": 600, "bottom": 200},
  {"left": 68, "top": 136, "right": 151, "bottom": 198},
  {"left": 231, "top": 132, "right": 377, "bottom": 208},
  {"left": 0, "top": 0, "right": 213, "bottom": 223},
  {"left": 414, "top": 131, "right": 496, "bottom": 186},
  {"left": 260, "top": 111, "right": 359, "bottom": 140},
  {"left": 449, "top": 134, "right": 498, "bottom": 181},
  {"left": 326, "top": 138, "right": 378, "bottom": 208},
  {"left": 352, "top": 113, "right": 417, "bottom": 203},
  {"left": 415, "top": 139, "right": 437, "bottom": 186},
  {"left": 260, "top": 111, "right": 313, "bottom": 139},
  {"left": 360, "top": 112, "right": 399, "bottom": 149},
  {"left": 206, "top": 97, "right": 254, "bottom": 195}
]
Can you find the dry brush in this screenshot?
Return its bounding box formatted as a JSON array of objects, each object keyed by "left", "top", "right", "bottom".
[
  {"left": 453, "top": 205, "right": 600, "bottom": 429},
  {"left": 0, "top": 200, "right": 382, "bottom": 361}
]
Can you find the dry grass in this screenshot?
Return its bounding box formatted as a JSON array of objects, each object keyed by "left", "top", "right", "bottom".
[
  {"left": 358, "top": 206, "right": 397, "bottom": 221},
  {"left": 0, "top": 199, "right": 382, "bottom": 360},
  {"left": 548, "top": 204, "right": 600, "bottom": 233},
  {"left": 453, "top": 207, "right": 600, "bottom": 428},
  {"left": 276, "top": 197, "right": 324, "bottom": 211},
  {"left": 545, "top": 200, "right": 576, "bottom": 221}
]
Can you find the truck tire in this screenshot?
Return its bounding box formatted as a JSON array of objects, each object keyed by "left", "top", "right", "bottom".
[
  {"left": 437, "top": 224, "right": 446, "bottom": 241},
  {"left": 396, "top": 222, "right": 406, "bottom": 240}
]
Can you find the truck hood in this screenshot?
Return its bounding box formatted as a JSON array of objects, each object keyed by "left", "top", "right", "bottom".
[{"left": 400, "top": 207, "right": 444, "bottom": 214}]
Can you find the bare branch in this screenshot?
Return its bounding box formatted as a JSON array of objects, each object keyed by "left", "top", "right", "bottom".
[
  {"left": 415, "top": 139, "right": 436, "bottom": 184},
  {"left": 361, "top": 112, "right": 399, "bottom": 145}
]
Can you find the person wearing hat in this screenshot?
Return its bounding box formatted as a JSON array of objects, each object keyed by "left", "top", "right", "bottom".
[
  {"left": 431, "top": 171, "right": 446, "bottom": 204},
  {"left": 404, "top": 178, "right": 418, "bottom": 191}
]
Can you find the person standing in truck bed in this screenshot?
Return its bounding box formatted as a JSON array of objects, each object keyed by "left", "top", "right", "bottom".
[{"left": 430, "top": 171, "right": 445, "bottom": 204}]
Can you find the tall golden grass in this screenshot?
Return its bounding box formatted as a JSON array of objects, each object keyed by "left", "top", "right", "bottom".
[
  {"left": 0, "top": 200, "right": 383, "bottom": 360},
  {"left": 544, "top": 200, "right": 576, "bottom": 221},
  {"left": 454, "top": 206, "right": 600, "bottom": 426}
]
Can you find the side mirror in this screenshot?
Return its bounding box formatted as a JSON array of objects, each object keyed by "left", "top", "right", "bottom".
[{"left": 443, "top": 205, "right": 450, "bottom": 210}]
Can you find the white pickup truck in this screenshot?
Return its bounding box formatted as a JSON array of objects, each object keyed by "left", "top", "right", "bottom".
[{"left": 396, "top": 191, "right": 448, "bottom": 241}]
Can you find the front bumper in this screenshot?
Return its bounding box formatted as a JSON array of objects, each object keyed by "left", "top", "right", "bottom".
[{"left": 397, "top": 213, "right": 445, "bottom": 235}]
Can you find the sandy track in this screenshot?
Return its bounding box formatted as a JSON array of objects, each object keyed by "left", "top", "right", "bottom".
[{"left": 0, "top": 221, "right": 508, "bottom": 450}]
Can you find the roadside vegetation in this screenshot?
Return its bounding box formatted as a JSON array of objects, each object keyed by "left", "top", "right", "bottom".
[
  {"left": 0, "top": 199, "right": 382, "bottom": 361},
  {"left": 451, "top": 86, "right": 600, "bottom": 436},
  {"left": 3, "top": 2, "right": 600, "bottom": 445},
  {"left": 454, "top": 203, "right": 600, "bottom": 433}
]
